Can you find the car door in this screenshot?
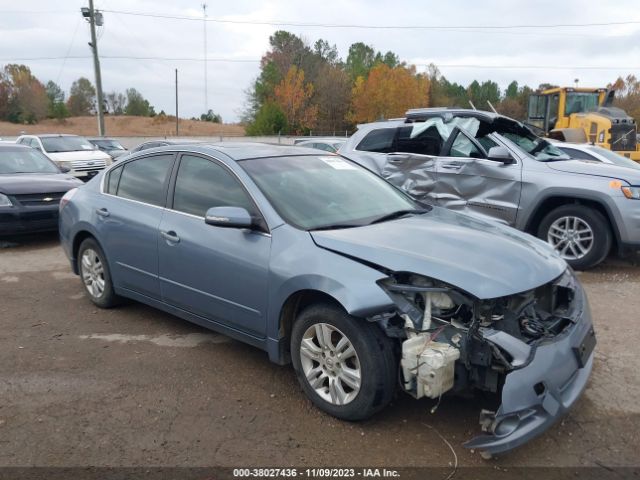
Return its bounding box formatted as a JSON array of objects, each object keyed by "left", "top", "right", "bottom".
[
  {"left": 433, "top": 128, "right": 522, "bottom": 225},
  {"left": 97, "top": 153, "right": 175, "bottom": 299},
  {"left": 158, "top": 153, "right": 271, "bottom": 337}
]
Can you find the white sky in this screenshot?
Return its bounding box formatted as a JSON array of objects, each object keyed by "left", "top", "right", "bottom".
[{"left": 1, "top": 0, "right": 640, "bottom": 122}]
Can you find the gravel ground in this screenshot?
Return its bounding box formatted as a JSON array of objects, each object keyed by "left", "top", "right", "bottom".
[{"left": 0, "top": 233, "right": 639, "bottom": 470}]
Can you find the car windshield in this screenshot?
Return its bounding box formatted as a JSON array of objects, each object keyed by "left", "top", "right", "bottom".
[
  {"left": 92, "top": 139, "right": 125, "bottom": 150},
  {"left": 497, "top": 131, "right": 570, "bottom": 161},
  {"left": 0, "top": 149, "right": 60, "bottom": 174},
  {"left": 587, "top": 146, "right": 640, "bottom": 169},
  {"left": 41, "top": 136, "right": 95, "bottom": 153},
  {"left": 240, "top": 155, "right": 422, "bottom": 230}
]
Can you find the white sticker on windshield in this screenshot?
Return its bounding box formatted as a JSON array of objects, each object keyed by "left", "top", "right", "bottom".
[
  {"left": 319, "top": 156, "right": 357, "bottom": 170},
  {"left": 81, "top": 145, "right": 93, "bottom": 150}
]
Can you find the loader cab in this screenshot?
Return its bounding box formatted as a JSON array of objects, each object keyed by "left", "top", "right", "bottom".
[{"left": 527, "top": 87, "right": 606, "bottom": 135}]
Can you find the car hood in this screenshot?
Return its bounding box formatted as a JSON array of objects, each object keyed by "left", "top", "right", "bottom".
[
  {"left": 0, "top": 173, "right": 82, "bottom": 195},
  {"left": 107, "top": 149, "right": 128, "bottom": 158},
  {"left": 546, "top": 159, "right": 640, "bottom": 183},
  {"left": 46, "top": 150, "right": 111, "bottom": 162},
  {"left": 310, "top": 208, "right": 566, "bottom": 299}
]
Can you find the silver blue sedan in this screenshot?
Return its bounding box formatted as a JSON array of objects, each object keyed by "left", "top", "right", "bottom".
[{"left": 59, "top": 143, "right": 595, "bottom": 457}]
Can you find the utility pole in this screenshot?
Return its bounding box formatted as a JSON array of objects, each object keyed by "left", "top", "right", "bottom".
[
  {"left": 82, "top": 1, "right": 105, "bottom": 136},
  {"left": 202, "top": 3, "right": 208, "bottom": 113},
  {"left": 175, "top": 68, "right": 179, "bottom": 136}
]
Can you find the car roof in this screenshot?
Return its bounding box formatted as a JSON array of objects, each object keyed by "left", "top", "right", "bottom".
[
  {"left": 146, "top": 142, "right": 326, "bottom": 161},
  {"left": 0, "top": 144, "right": 34, "bottom": 151},
  {"left": 29, "top": 133, "right": 83, "bottom": 138}
]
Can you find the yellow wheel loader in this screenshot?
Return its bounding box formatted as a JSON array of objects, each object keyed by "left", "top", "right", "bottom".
[{"left": 527, "top": 87, "right": 640, "bottom": 161}]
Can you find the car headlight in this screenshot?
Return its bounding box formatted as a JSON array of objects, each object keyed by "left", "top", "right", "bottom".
[
  {"left": 621, "top": 186, "right": 640, "bottom": 199},
  {"left": 0, "top": 193, "right": 13, "bottom": 207}
]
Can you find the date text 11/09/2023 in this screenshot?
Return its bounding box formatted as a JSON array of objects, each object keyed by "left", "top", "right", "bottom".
[{"left": 233, "top": 468, "right": 401, "bottom": 478}]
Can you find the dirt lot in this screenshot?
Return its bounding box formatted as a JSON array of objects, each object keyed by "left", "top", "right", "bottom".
[
  {"left": 0, "top": 116, "right": 245, "bottom": 138},
  {"left": 0, "top": 234, "right": 639, "bottom": 470}
]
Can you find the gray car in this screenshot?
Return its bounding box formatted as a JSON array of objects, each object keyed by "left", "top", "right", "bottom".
[
  {"left": 59, "top": 143, "right": 595, "bottom": 457},
  {"left": 342, "top": 108, "right": 640, "bottom": 270}
]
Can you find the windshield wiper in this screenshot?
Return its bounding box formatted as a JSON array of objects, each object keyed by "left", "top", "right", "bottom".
[
  {"left": 308, "top": 223, "right": 362, "bottom": 231},
  {"left": 368, "top": 208, "right": 429, "bottom": 225}
]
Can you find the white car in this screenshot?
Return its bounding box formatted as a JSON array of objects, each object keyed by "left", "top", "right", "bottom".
[
  {"left": 15, "top": 134, "right": 112, "bottom": 179},
  {"left": 553, "top": 142, "right": 640, "bottom": 170}
]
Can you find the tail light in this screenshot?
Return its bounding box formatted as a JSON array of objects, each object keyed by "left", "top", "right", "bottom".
[{"left": 59, "top": 188, "right": 77, "bottom": 211}]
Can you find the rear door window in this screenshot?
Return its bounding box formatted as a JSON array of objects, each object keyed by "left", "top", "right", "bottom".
[
  {"left": 356, "top": 128, "right": 396, "bottom": 153},
  {"left": 559, "top": 148, "right": 598, "bottom": 161},
  {"left": 116, "top": 154, "right": 174, "bottom": 206}
]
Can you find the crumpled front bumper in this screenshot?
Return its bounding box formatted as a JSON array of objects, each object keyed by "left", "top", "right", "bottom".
[{"left": 464, "top": 284, "right": 595, "bottom": 456}]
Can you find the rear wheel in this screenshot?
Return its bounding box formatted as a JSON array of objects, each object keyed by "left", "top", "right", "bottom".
[
  {"left": 538, "top": 204, "right": 612, "bottom": 270},
  {"left": 78, "top": 238, "right": 120, "bottom": 308},
  {"left": 291, "top": 303, "right": 396, "bottom": 421}
]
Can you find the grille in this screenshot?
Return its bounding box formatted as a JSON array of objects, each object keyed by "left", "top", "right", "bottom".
[
  {"left": 610, "top": 124, "right": 637, "bottom": 152},
  {"left": 13, "top": 191, "right": 65, "bottom": 207},
  {"left": 70, "top": 159, "right": 107, "bottom": 171}
]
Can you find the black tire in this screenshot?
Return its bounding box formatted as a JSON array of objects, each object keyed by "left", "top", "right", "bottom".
[
  {"left": 77, "top": 237, "right": 120, "bottom": 308},
  {"left": 537, "top": 204, "right": 612, "bottom": 270},
  {"left": 290, "top": 303, "right": 396, "bottom": 421}
]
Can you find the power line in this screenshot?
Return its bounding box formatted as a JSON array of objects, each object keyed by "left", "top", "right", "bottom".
[
  {"left": 3, "top": 55, "right": 639, "bottom": 71},
  {"left": 99, "top": 9, "right": 640, "bottom": 30}
]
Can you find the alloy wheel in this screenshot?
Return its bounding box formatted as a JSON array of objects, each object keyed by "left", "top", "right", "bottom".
[
  {"left": 80, "top": 248, "right": 105, "bottom": 298},
  {"left": 299, "top": 323, "right": 361, "bottom": 405},
  {"left": 547, "top": 216, "right": 594, "bottom": 260}
]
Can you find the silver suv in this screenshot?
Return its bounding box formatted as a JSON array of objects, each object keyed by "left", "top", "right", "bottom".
[{"left": 342, "top": 108, "right": 640, "bottom": 269}]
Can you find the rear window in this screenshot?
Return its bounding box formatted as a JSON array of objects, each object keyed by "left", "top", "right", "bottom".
[
  {"left": 115, "top": 154, "right": 173, "bottom": 206},
  {"left": 356, "top": 128, "right": 396, "bottom": 153}
]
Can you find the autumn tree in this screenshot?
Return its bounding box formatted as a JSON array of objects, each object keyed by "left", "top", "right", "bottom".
[
  {"left": 611, "top": 75, "right": 640, "bottom": 122},
  {"left": 67, "top": 77, "right": 96, "bottom": 116},
  {"left": 273, "top": 66, "right": 318, "bottom": 134},
  {"left": 0, "top": 64, "right": 48, "bottom": 123},
  {"left": 350, "top": 64, "right": 429, "bottom": 123},
  {"left": 314, "top": 64, "right": 351, "bottom": 134}
]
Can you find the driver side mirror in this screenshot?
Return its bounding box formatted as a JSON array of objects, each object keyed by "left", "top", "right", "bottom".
[
  {"left": 205, "top": 206, "right": 253, "bottom": 229},
  {"left": 487, "top": 146, "right": 515, "bottom": 165},
  {"left": 59, "top": 165, "right": 71, "bottom": 173}
]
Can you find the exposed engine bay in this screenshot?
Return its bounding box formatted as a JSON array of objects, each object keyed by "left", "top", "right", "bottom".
[{"left": 373, "top": 268, "right": 589, "bottom": 456}]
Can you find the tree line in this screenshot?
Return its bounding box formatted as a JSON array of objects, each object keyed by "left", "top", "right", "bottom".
[
  {"left": 0, "top": 64, "right": 157, "bottom": 124},
  {"left": 244, "top": 30, "right": 640, "bottom": 135}
]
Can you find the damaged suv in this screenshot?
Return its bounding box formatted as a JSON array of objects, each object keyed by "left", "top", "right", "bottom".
[
  {"left": 59, "top": 144, "right": 595, "bottom": 457},
  {"left": 342, "top": 108, "right": 640, "bottom": 269}
]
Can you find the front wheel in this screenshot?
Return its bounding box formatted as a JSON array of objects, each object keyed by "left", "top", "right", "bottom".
[
  {"left": 290, "top": 304, "right": 396, "bottom": 421},
  {"left": 538, "top": 204, "right": 612, "bottom": 270}
]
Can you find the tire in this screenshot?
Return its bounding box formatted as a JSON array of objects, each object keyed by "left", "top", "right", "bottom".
[
  {"left": 537, "top": 204, "right": 612, "bottom": 270},
  {"left": 77, "top": 237, "right": 120, "bottom": 308},
  {"left": 290, "top": 303, "right": 396, "bottom": 421}
]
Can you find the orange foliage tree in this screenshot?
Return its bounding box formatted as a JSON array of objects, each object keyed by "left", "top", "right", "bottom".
[
  {"left": 349, "top": 64, "right": 429, "bottom": 123},
  {"left": 273, "top": 65, "right": 318, "bottom": 134}
]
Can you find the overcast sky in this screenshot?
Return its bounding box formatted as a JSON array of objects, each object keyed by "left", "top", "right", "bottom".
[{"left": 1, "top": 0, "right": 640, "bottom": 122}]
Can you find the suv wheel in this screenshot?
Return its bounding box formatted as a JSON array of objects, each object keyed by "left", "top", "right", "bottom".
[
  {"left": 538, "top": 204, "right": 612, "bottom": 270},
  {"left": 78, "top": 238, "right": 120, "bottom": 308},
  {"left": 291, "top": 304, "right": 396, "bottom": 421}
]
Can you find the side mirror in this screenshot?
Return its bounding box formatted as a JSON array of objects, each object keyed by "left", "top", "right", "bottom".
[
  {"left": 487, "top": 146, "right": 515, "bottom": 165},
  {"left": 205, "top": 206, "right": 253, "bottom": 229},
  {"left": 59, "top": 165, "right": 71, "bottom": 173}
]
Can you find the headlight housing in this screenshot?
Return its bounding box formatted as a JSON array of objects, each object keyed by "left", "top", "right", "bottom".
[
  {"left": 621, "top": 186, "right": 640, "bottom": 199},
  {"left": 0, "top": 193, "right": 12, "bottom": 207}
]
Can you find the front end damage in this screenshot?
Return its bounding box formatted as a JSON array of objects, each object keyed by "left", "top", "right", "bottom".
[{"left": 374, "top": 268, "right": 596, "bottom": 457}]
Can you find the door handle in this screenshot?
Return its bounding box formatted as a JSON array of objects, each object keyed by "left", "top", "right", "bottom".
[
  {"left": 96, "top": 208, "right": 110, "bottom": 217},
  {"left": 441, "top": 163, "right": 462, "bottom": 170},
  {"left": 160, "top": 230, "right": 180, "bottom": 244}
]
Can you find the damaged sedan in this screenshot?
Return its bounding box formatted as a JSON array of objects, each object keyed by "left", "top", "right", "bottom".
[{"left": 58, "top": 144, "right": 595, "bottom": 457}]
